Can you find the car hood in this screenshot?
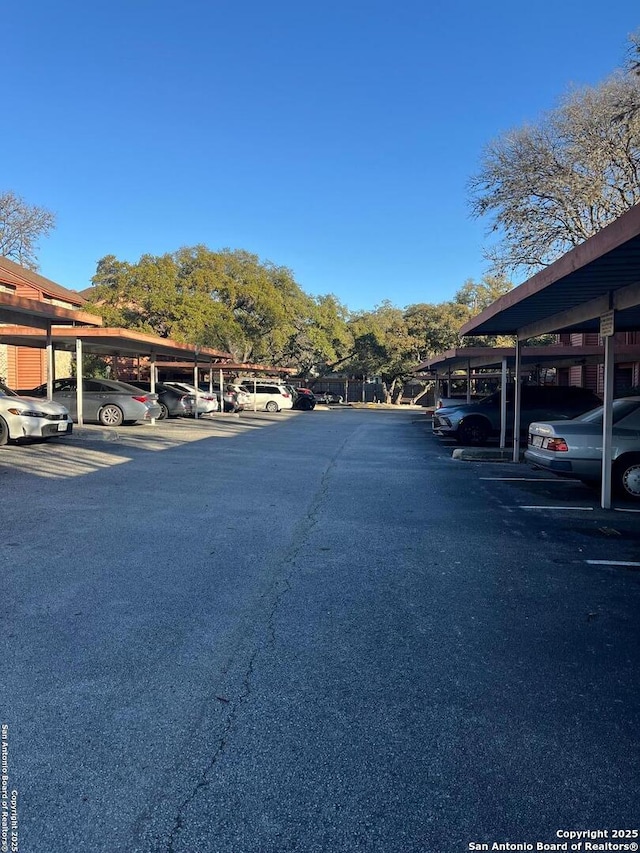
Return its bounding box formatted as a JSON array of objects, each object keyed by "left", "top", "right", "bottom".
[
  {"left": 436, "top": 401, "right": 483, "bottom": 416},
  {"left": 10, "top": 395, "right": 70, "bottom": 416}
]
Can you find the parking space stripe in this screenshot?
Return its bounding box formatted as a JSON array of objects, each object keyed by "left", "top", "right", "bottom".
[
  {"left": 586, "top": 560, "right": 640, "bottom": 567},
  {"left": 614, "top": 507, "right": 640, "bottom": 513},
  {"left": 480, "top": 477, "right": 581, "bottom": 482},
  {"left": 519, "top": 505, "right": 594, "bottom": 511}
]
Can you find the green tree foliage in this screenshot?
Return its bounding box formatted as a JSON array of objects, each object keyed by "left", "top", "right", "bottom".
[
  {"left": 282, "top": 293, "right": 354, "bottom": 379},
  {"left": 346, "top": 302, "right": 414, "bottom": 402},
  {"left": 469, "top": 53, "right": 640, "bottom": 275},
  {"left": 404, "top": 301, "right": 470, "bottom": 359},
  {"left": 86, "top": 246, "right": 321, "bottom": 363},
  {"left": 0, "top": 190, "right": 56, "bottom": 270}
]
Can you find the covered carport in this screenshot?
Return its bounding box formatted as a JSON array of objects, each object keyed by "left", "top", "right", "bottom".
[
  {"left": 459, "top": 201, "right": 640, "bottom": 508},
  {"left": 0, "top": 326, "right": 232, "bottom": 425},
  {"left": 154, "top": 360, "right": 298, "bottom": 412},
  {"left": 0, "top": 292, "right": 102, "bottom": 392},
  {"left": 420, "top": 343, "right": 640, "bottom": 449}
]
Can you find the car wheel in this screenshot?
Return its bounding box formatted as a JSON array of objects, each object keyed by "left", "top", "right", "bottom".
[
  {"left": 0, "top": 416, "right": 9, "bottom": 446},
  {"left": 265, "top": 401, "right": 279, "bottom": 413},
  {"left": 457, "top": 417, "right": 489, "bottom": 446},
  {"left": 613, "top": 455, "right": 640, "bottom": 500},
  {"left": 98, "top": 404, "right": 124, "bottom": 427},
  {"left": 157, "top": 403, "right": 169, "bottom": 420}
]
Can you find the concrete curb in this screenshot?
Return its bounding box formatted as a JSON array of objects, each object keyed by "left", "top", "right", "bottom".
[
  {"left": 68, "top": 427, "right": 120, "bottom": 442},
  {"left": 452, "top": 447, "right": 524, "bottom": 462}
]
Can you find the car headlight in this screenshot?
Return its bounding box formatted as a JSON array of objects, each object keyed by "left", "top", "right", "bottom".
[{"left": 6, "top": 407, "right": 48, "bottom": 418}]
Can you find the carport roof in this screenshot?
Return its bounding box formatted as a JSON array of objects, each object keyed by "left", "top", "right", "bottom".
[
  {"left": 0, "top": 326, "right": 232, "bottom": 360},
  {"left": 0, "top": 292, "right": 102, "bottom": 328},
  {"left": 460, "top": 202, "right": 640, "bottom": 339},
  {"left": 154, "top": 360, "right": 297, "bottom": 374},
  {"left": 417, "top": 344, "right": 640, "bottom": 372}
]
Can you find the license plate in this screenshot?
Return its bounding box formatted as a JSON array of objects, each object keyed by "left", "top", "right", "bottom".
[
  {"left": 57, "top": 422, "right": 68, "bottom": 432},
  {"left": 530, "top": 434, "right": 543, "bottom": 447}
]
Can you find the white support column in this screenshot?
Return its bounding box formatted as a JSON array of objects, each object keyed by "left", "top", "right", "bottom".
[
  {"left": 219, "top": 369, "right": 224, "bottom": 414},
  {"left": 46, "top": 323, "right": 54, "bottom": 401},
  {"left": 601, "top": 333, "right": 615, "bottom": 510},
  {"left": 193, "top": 352, "right": 199, "bottom": 419},
  {"left": 76, "top": 337, "right": 84, "bottom": 427},
  {"left": 253, "top": 377, "right": 257, "bottom": 412},
  {"left": 149, "top": 353, "right": 156, "bottom": 425},
  {"left": 512, "top": 340, "right": 522, "bottom": 463},
  {"left": 500, "top": 357, "right": 507, "bottom": 449},
  {"left": 466, "top": 359, "right": 471, "bottom": 404}
]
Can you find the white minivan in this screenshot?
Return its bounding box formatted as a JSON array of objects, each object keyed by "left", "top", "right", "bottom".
[{"left": 239, "top": 382, "right": 294, "bottom": 412}]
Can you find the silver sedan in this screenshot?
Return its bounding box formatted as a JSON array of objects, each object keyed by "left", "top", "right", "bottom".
[
  {"left": 525, "top": 397, "right": 640, "bottom": 500},
  {"left": 21, "top": 378, "right": 162, "bottom": 426}
]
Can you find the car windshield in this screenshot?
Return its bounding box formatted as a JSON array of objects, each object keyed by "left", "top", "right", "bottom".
[
  {"left": 574, "top": 399, "right": 640, "bottom": 425},
  {"left": 0, "top": 381, "right": 18, "bottom": 397}
]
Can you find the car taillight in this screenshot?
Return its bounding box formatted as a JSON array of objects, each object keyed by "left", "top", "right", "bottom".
[
  {"left": 546, "top": 437, "right": 569, "bottom": 452},
  {"left": 132, "top": 395, "right": 148, "bottom": 403},
  {"left": 282, "top": 392, "right": 290, "bottom": 398}
]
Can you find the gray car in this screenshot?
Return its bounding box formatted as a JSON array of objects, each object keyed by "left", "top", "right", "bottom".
[
  {"left": 21, "top": 377, "right": 162, "bottom": 426},
  {"left": 525, "top": 396, "right": 640, "bottom": 499},
  {"left": 433, "top": 385, "right": 602, "bottom": 445}
]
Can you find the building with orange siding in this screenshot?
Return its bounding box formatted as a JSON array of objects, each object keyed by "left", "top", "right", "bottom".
[{"left": 0, "top": 257, "right": 86, "bottom": 388}]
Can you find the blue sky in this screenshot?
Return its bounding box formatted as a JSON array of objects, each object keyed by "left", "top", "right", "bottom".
[{"left": 2, "top": 1, "right": 638, "bottom": 310}]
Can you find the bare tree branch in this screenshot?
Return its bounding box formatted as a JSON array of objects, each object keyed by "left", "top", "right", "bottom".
[{"left": 0, "top": 190, "right": 56, "bottom": 270}]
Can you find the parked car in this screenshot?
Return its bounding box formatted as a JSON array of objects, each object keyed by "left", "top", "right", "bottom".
[
  {"left": 289, "top": 386, "right": 316, "bottom": 410},
  {"left": 317, "top": 391, "right": 344, "bottom": 404},
  {"left": 432, "top": 385, "right": 602, "bottom": 446},
  {"left": 224, "top": 385, "right": 251, "bottom": 411},
  {"left": 238, "top": 382, "right": 294, "bottom": 412},
  {"left": 436, "top": 394, "right": 487, "bottom": 409},
  {"left": 201, "top": 385, "right": 245, "bottom": 413},
  {"left": 0, "top": 381, "right": 73, "bottom": 445},
  {"left": 525, "top": 397, "right": 640, "bottom": 499},
  {"left": 20, "top": 378, "right": 162, "bottom": 426},
  {"left": 127, "top": 381, "right": 193, "bottom": 419},
  {"left": 163, "top": 382, "right": 219, "bottom": 415}
]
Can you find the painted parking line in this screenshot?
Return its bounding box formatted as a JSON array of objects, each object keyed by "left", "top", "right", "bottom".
[
  {"left": 519, "top": 505, "right": 594, "bottom": 511},
  {"left": 614, "top": 506, "right": 640, "bottom": 514},
  {"left": 586, "top": 560, "right": 640, "bottom": 567},
  {"left": 480, "top": 477, "right": 582, "bottom": 482}
]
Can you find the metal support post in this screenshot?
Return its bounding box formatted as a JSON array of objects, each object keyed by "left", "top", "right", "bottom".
[
  {"left": 500, "top": 357, "right": 507, "bottom": 449},
  {"left": 76, "top": 337, "right": 84, "bottom": 427},
  {"left": 150, "top": 353, "right": 156, "bottom": 425},
  {"left": 46, "top": 323, "right": 54, "bottom": 401},
  {"left": 601, "top": 332, "right": 615, "bottom": 509},
  {"left": 512, "top": 340, "right": 522, "bottom": 463}
]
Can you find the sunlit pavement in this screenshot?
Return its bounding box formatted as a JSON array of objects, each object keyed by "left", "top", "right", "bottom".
[{"left": 3, "top": 409, "right": 639, "bottom": 853}]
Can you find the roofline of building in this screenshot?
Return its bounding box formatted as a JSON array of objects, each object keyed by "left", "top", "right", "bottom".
[{"left": 0, "top": 256, "right": 87, "bottom": 305}]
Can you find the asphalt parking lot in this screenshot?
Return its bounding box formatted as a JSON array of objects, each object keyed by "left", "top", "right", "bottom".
[
  {"left": 426, "top": 418, "right": 640, "bottom": 567},
  {"left": 3, "top": 407, "right": 639, "bottom": 853}
]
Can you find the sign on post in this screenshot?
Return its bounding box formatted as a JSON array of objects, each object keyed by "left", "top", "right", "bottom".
[{"left": 600, "top": 310, "right": 615, "bottom": 338}]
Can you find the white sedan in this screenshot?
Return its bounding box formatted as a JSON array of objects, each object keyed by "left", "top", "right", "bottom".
[
  {"left": 525, "top": 397, "right": 640, "bottom": 500},
  {"left": 163, "top": 382, "right": 219, "bottom": 415},
  {"left": 0, "top": 381, "right": 73, "bottom": 445}
]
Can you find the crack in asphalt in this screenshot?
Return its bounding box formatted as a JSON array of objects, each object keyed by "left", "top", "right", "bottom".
[{"left": 158, "top": 427, "right": 360, "bottom": 853}]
